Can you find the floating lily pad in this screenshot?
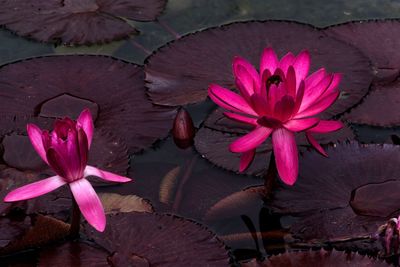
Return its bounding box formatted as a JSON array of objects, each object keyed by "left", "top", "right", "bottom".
[
  {"left": 38, "top": 241, "right": 110, "bottom": 267},
  {"left": 324, "top": 20, "right": 400, "bottom": 127},
  {"left": 267, "top": 142, "right": 400, "bottom": 250},
  {"left": 0, "top": 0, "right": 167, "bottom": 45},
  {"left": 145, "top": 20, "right": 372, "bottom": 118},
  {"left": 242, "top": 249, "right": 389, "bottom": 267},
  {"left": 325, "top": 20, "right": 400, "bottom": 84},
  {"left": 125, "top": 159, "right": 261, "bottom": 220},
  {"left": 343, "top": 81, "right": 400, "bottom": 127},
  {"left": 194, "top": 108, "right": 354, "bottom": 176},
  {"left": 84, "top": 212, "right": 230, "bottom": 266},
  {"left": 0, "top": 55, "right": 176, "bottom": 153}
]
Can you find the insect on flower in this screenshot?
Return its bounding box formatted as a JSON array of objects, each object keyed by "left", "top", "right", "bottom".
[{"left": 208, "top": 48, "right": 343, "bottom": 185}]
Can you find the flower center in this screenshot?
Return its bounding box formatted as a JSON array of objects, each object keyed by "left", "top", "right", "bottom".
[{"left": 266, "top": 75, "right": 282, "bottom": 87}]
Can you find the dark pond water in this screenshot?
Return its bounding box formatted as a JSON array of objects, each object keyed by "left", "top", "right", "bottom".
[{"left": 1, "top": 0, "right": 400, "bottom": 266}]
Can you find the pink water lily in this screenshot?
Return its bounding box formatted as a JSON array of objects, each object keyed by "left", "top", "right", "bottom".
[
  {"left": 208, "top": 48, "right": 343, "bottom": 185},
  {"left": 4, "top": 109, "right": 131, "bottom": 231}
]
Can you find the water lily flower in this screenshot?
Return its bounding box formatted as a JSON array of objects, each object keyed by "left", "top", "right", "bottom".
[
  {"left": 208, "top": 48, "right": 343, "bottom": 185},
  {"left": 4, "top": 109, "right": 131, "bottom": 232}
]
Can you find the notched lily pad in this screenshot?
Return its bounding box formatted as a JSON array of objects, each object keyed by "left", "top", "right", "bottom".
[
  {"left": 242, "top": 249, "right": 389, "bottom": 267},
  {"left": 145, "top": 20, "right": 372, "bottom": 118},
  {"left": 194, "top": 108, "right": 354, "bottom": 176},
  {"left": 38, "top": 241, "right": 110, "bottom": 267},
  {"left": 0, "top": 55, "right": 176, "bottom": 153},
  {"left": 343, "top": 81, "right": 400, "bottom": 127},
  {"left": 84, "top": 212, "right": 230, "bottom": 266},
  {"left": 325, "top": 20, "right": 400, "bottom": 84},
  {"left": 0, "top": 0, "right": 167, "bottom": 45},
  {"left": 267, "top": 142, "right": 400, "bottom": 251}
]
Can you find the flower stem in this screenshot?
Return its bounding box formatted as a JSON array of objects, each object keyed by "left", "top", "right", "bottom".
[
  {"left": 69, "top": 197, "right": 81, "bottom": 238},
  {"left": 264, "top": 151, "right": 277, "bottom": 199}
]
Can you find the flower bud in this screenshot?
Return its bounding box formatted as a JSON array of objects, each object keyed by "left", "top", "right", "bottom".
[{"left": 172, "top": 108, "right": 195, "bottom": 149}]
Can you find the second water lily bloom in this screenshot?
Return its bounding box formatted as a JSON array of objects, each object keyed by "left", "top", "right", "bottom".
[
  {"left": 208, "top": 48, "right": 343, "bottom": 185},
  {"left": 3, "top": 109, "right": 132, "bottom": 232}
]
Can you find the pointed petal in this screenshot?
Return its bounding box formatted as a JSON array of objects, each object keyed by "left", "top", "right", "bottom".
[
  {"left": 250, "top": 94, "right": 268, "bottom": 116},
  {"left": 235, "top": 77, "right": 252, "bottom": 102},
  {"left": 27, "top": 124, "right": 48, "bottom": 164},
  {"left": 295, "top": 90, "right": 340, "bottom": 119},
  {"left": 283, "top": 118, "right": 319, "bottom": 132},
  {"left": 278, "top": 52, "right": 295, "bottom": 73},
  {"left": 229, "top": 127, "right": 273, "bottom": 153},
  {"left": 260, "top": 47, "right": 278, "bottom": 75},
  {"left": 293, "top": 50, "right": 310, "bottom": 86},
  {"left": 306, "top": 132, "right": 328, "bottom": 157},
  {"left": 235, "top": 66, "right": 256, "bottom": 96},
  {"left": 239, "top": 150, "right": 256, "bottom": 172},
  {"left": 305, "top": 68, "right": 326, "bottom": 89},
  {"left": 84, "top": 165, "right": 132, "bottom": 183},
  {"left": 286, "top": 66, "right": 297, "bottom": 97},
  {"left": 77, "top": 109, "right": 94, "bottom": 148},
  {"left": 47, "top": 148, "right": 72, "bottom": 181},
  {"left": 232, "top": 57, "right": 260, "bottom": 89},
  {"left": 4, "top": 175, "right": 66, "bottom": 202},
  {"left": 272, "top": 128, "right": 298, "bottom": 185},
  {"left": 208, "top": 84, "right": 257, "bottom": 116},
  {"left": 308, "top": 120, "right": 343, "bottom": 133},
  {"left": 70, "top": 178, "right": 106, "bottom": 232},
  {"left": 223, "top": 112, "right": 258, "bottom": 126}
]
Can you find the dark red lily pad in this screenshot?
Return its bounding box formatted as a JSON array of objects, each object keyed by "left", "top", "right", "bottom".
[
  {"left": 343, "top": 81, "right": 400, "bottom": 127},
  {"left": 83, "top": 212, "right": 230, "bottom": 266},
  {"left": 194, "top": 108, "right": 354, "bottom": 176},
  {"left": 325, "top": 20, "right": 400, "bottom": 84},
  {"left": 38, "top": 241, "right": 110, "bottom": 267},
  {"left": 145, "top": 20, "right": 372, "bottom": 118},
  {"left": 266, "top": 142, "right": 400, "bottom": 250},
  {"left": 325, "top": 20, "right": 400, "bottom": 127},
  {"left": 242, "top": 249, "right": 389, "bottom": 267},
  {"left": 0, "top": 0, "right": 167, "bottom": 45},
  {"left": 0, "top": 55, "right": 176, "bottom": 153}
]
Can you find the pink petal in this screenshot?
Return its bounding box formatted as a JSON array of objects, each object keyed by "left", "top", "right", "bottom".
[
  {"left": 283, "top": 118, "right": 319, "bottom": 132},
  {"left": 77, "top": 108, "right": 94, "bottom": 148},
  {"left": 308, "top": 120, "right": 343, "bottom": 133},
  {"left": 27, "top": 124, "right": 48, "bottom": 164},
  {"left": 223, "top": 112, "right": 258, "bottom": 126},
  {"left": 285, "top": 66, "right": 297, "bottom": 97},
  {"left": 235, "top": 66, "right": 256, "bottom": 96},
  {"left": 208, "top": 84, "right": 257, "bottom": 116},
  {"left": 235, "top": 77, "right": 252, "bottom": 102},
  {"left": 47, "top": 148, "right": 74, "bottom": 182},
  {"left": 273, "top": 95, "right": 295, "bottom": 122},
  {"left": 69, "top": 178, "right": 106, "bottom": 232},
  {"left": 315, "top": 73, "right": 342, "bottom": 101},
  {"left": 278, "top": 52, "right": 295, "bottom": 74},
  {"left": 293, "top": 50, "right": 310, "bottom": 87},
  {"left": 84, "top": 165, "right": 132, "bottom": 183},
  {"left": 4, "top": 175, "right": 66, "bottom": 202},
  {"left": 272, "top": 128, "right": 298, "bottom": 185},
  {"left": 229, "top": 127, "right": 273, "bottom": 153},
  {"left": 298, "top": 74, "right": 333, "bottom": 113},
  {"left": 306, "top": 132, "right": 328, "bottom": 157},
  {"left": 232, "top": 57, "right": 261, "bottom": 89},
  {"left": 250, "top": 94, "right": 268, "bottom": 116},
  {"left": 239, "top": 149, "right": 256, "bottom": 172},
  {"left": 260, "top": 47, "right": 278, "bottom": 75},
  {"left": 305, "top": 68, "right": 326, "bottom": 89},
  {"left": 294, "top": 90, "right": 340, "bottom": 119}
]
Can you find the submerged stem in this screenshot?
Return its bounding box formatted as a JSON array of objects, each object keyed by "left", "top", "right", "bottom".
[
  {"left": 264, "top": 152, "right": 277, "bottom": 199},
  {"left": 69, "top": 197, "right": 81, "bottom": 238}
]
